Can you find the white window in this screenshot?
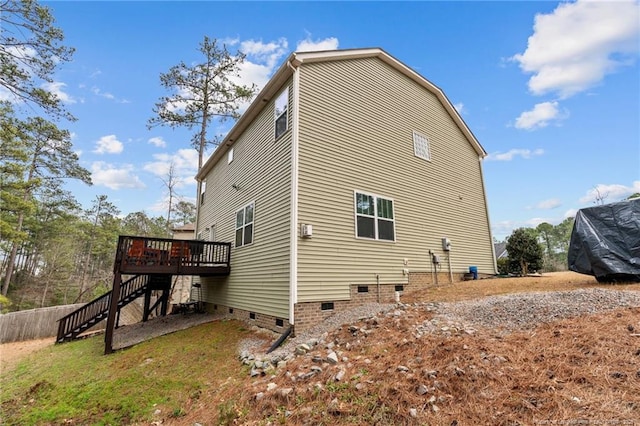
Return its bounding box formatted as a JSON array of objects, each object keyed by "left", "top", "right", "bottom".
[
  {"left": 235, "top": 202, "right": 255, "bottom": 247},
  {"left": 209, "top": 224, "right": 216, "bottom": 242},
  {"left": 200, "top": 181, "right": 206, "bottom": 205},
  {"left": 274, "top": 87, "right": 288, "bottom": 139},
  {"left": 354, "top": 192, "right": 395, "bottom": 241},
  {"left": 413, "top": 131, "right": 431, "bottom": 161},
  {"left": 227, "top": 148, "right": 234, "bottom": 164}
]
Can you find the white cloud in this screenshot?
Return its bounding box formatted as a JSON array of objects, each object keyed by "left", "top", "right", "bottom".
[
  {"left": 147, "top": 193, "right": 197, "bottom": 214},
  {"left": 512, "top": 0, "right": 640, "bottom": 98},
  {"left": 0, "top": 87, "right": 14, "bottom": 102},
  {"left": 221, "top": 37, "right": 240, "bottom": 47},
  {"left": 492, "top": 218, "right": 549, "bottom": 240},
  {"left": 42, "top": 81, "right": 76, "bottom": 104},
  {"left": 492, "top": 214, "right": 570, "bottom": 240},
  {"left": 579, "top": 181, "right": 640, "bottom": 204},
  {"left": 515, "top": 101, "right": 568, "bottom": 130},
  {"left": 166, "top": 38, "right": 290, "bottom": 117},
  {"left": 91, "top": 85, "right": 130, "bottom": 103},
  {"left": 91, "top": 162, "right": 145, "bottom": 190},
  {"left": 148, "top": 136, "right": 167, "bottom": 148},
  {"left": 143, "top": 149, "right": 199, "bottom": 188},
  {"left": 296, "top": 36, "right": 339, "bottom": 52},
  {"left": 492, "top": 220, "right": 519, "bottom": 241},
  {"left": 235, "top": 60, "right": 276, "bottom": 93},
  {"left": 238, "top": 38, "right": 289, "bottom": 88},
  {"left": 93, "top": 135, "right": 123, "bottom": 154},
  {"left": 525, "top": 217, "right": 548, "bottom": 227},
  {"left": 534, "top": 198, "right": 562, "bottom": 210},
  {"left": 241, "top": 38, "right": 289, "bottom": 60},
  {"left": 485, "top": 148, "right": 544, "bottom": 161},
  {"left": 91, "top": 86, "right": 114, "bottom": 100},
  {"left": 453, "top": 102, "right": 465, "bottom": 114},
  {"left": 564, "top": 208, "right": 578, "bottom": 218}
]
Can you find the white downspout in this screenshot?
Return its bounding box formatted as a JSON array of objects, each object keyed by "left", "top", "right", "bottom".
[{"left": 288, "top": 60, "right": 300, "bottom": 328}]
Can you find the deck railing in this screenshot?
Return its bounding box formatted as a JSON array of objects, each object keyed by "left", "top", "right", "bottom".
[
  {"left": 116, "top": 235, "right": 231, "bottom": 275},
  {"left": 56, "top": 274, "right": 148, "bottom": 343}
]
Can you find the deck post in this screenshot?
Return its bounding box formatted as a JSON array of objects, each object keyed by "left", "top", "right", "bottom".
[
  {"left": 116, "top": 308, "right": 121, "bottom": 329},
  {"left": 160, "top": 287, "right": 169, "bottom": 316},
  {"left": 104, "top": 271, "right": 122, "bottom": 354},
  {"left": 143, "top": 286, "right": 152, "bottom": 322}
]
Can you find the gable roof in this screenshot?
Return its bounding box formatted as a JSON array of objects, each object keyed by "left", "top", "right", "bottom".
[
  {"left": 196, "top": 48, "right": 487, "bottom": 181},
  {"left": 172, "top": 222, "right": 195, "bottom": 232},
  {"left": 494, "top": 242, "right": 507, "bottom": 259}
]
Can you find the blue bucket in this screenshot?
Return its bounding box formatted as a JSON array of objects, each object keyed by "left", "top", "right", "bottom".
[{"left": 469, "top": 266, "right": 478, "bottom": 280}]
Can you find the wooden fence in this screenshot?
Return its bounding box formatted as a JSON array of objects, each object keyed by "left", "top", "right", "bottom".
[{"left": 0, "top": 303, "right": 142, "bottom": 343}]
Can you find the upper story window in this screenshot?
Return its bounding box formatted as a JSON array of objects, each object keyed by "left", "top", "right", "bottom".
[
  {"left": 200, "top": 181, "right": 206, "bottom": 205},
  {"left": 354, "top": 192, "right": 395, "bottom": 241},
  {"left": 235, "top": 202, "right": 255, "bottom": 247},
  {"left": 274, "top": 87, "right": 288, "bottom": 139},
  {"left": 413, "top": 131, "right": 431, "bottom": 161}
]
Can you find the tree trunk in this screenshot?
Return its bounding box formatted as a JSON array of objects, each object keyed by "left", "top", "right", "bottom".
[
  {"left": 1, "top": 211, "right": 25, "bottom": 296},
  {"left": 2, "top": 147, "right": 40, "bottom": 296},
  {"left": 79, "top": 196, "right": 103, "bottom": 297},
  {"left": 194, "top": 104, "right": 209, "bottom": 233},
  {"left": 41, "top": 278, "right": 50, "bottom": 307}
]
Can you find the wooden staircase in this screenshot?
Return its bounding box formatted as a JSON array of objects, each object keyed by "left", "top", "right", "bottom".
[
  {"left": 56, "top": 274, "right": 153, "bottom": 343},
  {"left": 57, "top": 235, "right": 232, "bottom": 354}
]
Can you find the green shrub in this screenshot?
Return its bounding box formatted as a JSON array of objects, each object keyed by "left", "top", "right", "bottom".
[{"left": 497, "top": 257, "right": 509, "bottom": 275}]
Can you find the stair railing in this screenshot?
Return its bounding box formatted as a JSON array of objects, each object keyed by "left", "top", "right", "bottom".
[{"left": 56, "top": 274, "right": 148, "bottom": 343}]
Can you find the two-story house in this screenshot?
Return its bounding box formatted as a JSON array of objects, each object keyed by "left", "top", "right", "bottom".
[{"left": 195, "top": 48, "right": 497, "bottom": 334}]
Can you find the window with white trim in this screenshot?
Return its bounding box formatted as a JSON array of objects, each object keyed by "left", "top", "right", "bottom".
[
  {"left": 413, "top": 131, "right": 431, "bottom": 161},
  {"left": 274, "top": 87, "right": 288, "bottom": 139},
  {"left": 200, "top": 181, "right": 206, "bottom": 205},
  {"left": 235, "top": 202, "right": 254, "bottom": 247},
  {"left": 354, "top": 192, "right": 395, "bottom": 241}
]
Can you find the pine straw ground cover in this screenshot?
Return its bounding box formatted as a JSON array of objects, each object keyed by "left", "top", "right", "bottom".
[
  {"left": 170, "top": 273, "right": 640, "bottom": 426},
  {"left": 179, "top": 307, "right": 640, "bottom": 426}
]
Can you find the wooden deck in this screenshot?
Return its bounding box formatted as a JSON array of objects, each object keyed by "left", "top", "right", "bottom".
[{"left": 116, "top": 235, "right": 231, "bottom": 276}]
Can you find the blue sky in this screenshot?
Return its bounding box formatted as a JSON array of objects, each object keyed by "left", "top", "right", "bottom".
[{"left": 17, "top": 1, "right": 640, "bottom": 240}]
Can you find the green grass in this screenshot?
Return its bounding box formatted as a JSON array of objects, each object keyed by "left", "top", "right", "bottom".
[{"left": 1, "top": 319, "right": 252, "bottom": 426}]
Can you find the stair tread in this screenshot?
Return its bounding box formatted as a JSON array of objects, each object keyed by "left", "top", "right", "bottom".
[{"left": 58, "top": 274, "right": 151, "bottom": 343}]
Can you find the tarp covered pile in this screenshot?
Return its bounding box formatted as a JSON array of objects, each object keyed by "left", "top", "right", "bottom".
[{"left": 568, "top": 197, "right": 640, "bottom": 283}]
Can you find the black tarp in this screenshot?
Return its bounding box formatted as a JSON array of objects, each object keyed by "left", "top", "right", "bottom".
[{"left": 568, "top": 197, "right": 640, "bottom": 282}]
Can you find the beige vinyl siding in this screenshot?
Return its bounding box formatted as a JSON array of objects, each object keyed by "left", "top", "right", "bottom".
[
  {"left": 198, "top": 81, "right": 293, "bottom": 319},
  {"left": 297, "top": 58, "right": 495, "bottom": 302}
]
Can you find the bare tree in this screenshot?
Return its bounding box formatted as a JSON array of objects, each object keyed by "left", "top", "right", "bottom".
[
  {"left": 593, "top": 187, "right": 609, "bottom": 205},
  {"left": 160, "top": 162, "right": 180, "bottom": 227}
]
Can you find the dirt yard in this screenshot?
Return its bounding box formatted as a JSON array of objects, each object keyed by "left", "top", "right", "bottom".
[{"left": 0, "top": 337, "right": 55, "bottom": 372}]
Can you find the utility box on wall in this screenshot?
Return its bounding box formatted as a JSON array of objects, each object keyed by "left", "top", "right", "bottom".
[
  {"left": 442, "top": 237, "right": 451, "bottom": 251},
  {"left": 301, "top": 224, "right": 313, "bottom": 238}
]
